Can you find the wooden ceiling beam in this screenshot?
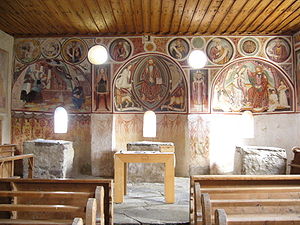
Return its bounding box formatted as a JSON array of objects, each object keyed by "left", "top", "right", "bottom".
[
  {"left": 160, "top": 0, "right": 175, "bottom": 34},
  {"left": 247, "top": 0, "right": 285, "bottom": 33},
  {"left": 42, "top": 0, "right": 77, "bottom": 34},
  {"left": 30, "top": 0, "right": 63, "bottom": 34},
  {"left": 0, "top": 14, "right": 25, "bottom": 35},
  {"left": 132, "top": 0, "right": 144, "bottom": 34},
  {"left": 216, "top": 0, "right": 247, "bottom": 35},
  {"left": 187, "top": 0, "right": 210, "bottom": 34},
  {"left": 15, "top": 0, "right": 53, "bottom": 34},
  {"left": 55, "top": 0, "right": 89, "bottom": 34},
  {"left": 110, "top": 0, "right": 127, "bottom": 33},
  {"left": 71, "top": 0, "right": 100, "bottom": 34},
  {"left": 95, "top": 0, "right": 118, "bottom": 33},
  {"left": 142, "top": 0, "right": 151, "bottom": 34},
  {"left": 85, "top": 0, "right": 110, "bottom": 34},
  {"left": 225, "top": 0, "right": 261, "bottom": 34},
  {"left": 170, "top": 0, "right": 186, "bottom": 34},
  {"left": 206, "top": 0, "right": 235, "bottom": 35},
  {"left": 178, "top": 0, "right": 198, "bottom": 34},
  {"left": 120, "top": 0, "right": 135, "bottom": 33},
  {"left": 256, "top": 0, "right": 296, "bottom": 32},
  {"left": 197, "top": 0, "right": 222, "bottom": 34},
  {"left": 263, "top": 0, "right": 300, "bottom": 34},
  {"left": 150, "top": 0, "right": 162, "bottom": 34},
  {"left": 273, "top": 6, "right": 300, "bottom": 34},
  {"left": 235, "top": 0, "right": 272, "bottom": 34},
  {"left": 1, "top": 0, "right": 41, "bottom": 34}
]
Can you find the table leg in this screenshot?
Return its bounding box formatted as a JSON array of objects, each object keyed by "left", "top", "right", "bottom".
[
  {"left": 114, "top": 155, "right": 125, "bottom": 203},
  {"left": 124, "top": 162, "right": 127, "bottom": 195},
  {"left": 164, "top": 156, "right": 175, "bottom": 203}
]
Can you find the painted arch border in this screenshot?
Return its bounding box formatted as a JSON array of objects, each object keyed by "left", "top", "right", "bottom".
[
  {"left": 209, "top": 57, "right": 295, "bottom": 114},
  {"left": 112, "top": 52, "right": 189, "bottom": 113}
]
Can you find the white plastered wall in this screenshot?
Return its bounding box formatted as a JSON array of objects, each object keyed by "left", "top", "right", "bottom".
[{"left": 0, "top": 30, "right": 14, "bottom": 144}]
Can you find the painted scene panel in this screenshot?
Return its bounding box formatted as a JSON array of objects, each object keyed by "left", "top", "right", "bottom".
[
  {"left": 212, "top": 59, "right": 293, "bottom": 113},
  {"left": 12, "top": 59, "right": 91, "bottom": 113},
  {"left": 113, "top": 54, "right": 187, "bottom": 112}
]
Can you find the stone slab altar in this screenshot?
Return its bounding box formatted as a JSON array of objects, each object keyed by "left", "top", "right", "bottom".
[
  {"left": 234, "top": 146, "right": 287, "bottom": 175},
  {"left": 23, "top": 139, "right": 74, "bottom": 178},
  {"left": 127, "top": 141, "right": 175, "bottom": 152},
  {"left": 126, "top": 141, "right": 175, "bottom": 183}
]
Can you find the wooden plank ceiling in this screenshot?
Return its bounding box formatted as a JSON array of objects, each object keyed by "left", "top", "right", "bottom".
[{"left": 0, "top": 0, "right": 300, "bottom": 37}]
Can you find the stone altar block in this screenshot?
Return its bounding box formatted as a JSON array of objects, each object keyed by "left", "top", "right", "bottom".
[
  {"left": 234, "top": 146, "right": 287, "bottom": 175},
  {"left": 126, "top": 141, "right": 175, "bottom": 183},
  {"left": 23, "top": 139, "right": 74, "bottom": 178}
]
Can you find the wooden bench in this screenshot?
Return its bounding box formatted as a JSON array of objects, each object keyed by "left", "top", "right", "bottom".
[
  {"left": 0, "top": 144, "right": 34, "bottom": 178},
  {"left": 214, "top": 208, "right": 300, "bottom": 225},
  {"left": 0, "top": 178, "right": 113, "bottom": 225},
  {"left": 202, "top": 192, "right": 300, "bottom": 225},
  {"left": 0, "top": 195, "right": 97, "bottom": 225},
  {"left": 190, "top": 175, "right": 300, "bottom": 225}
]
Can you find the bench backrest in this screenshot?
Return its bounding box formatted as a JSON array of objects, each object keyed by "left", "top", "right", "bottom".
[
  {"left": 190, "top": 175, "right": 300, "bottom": 225},
  {"left": 0, "top": 178, "right": 113, "bottom": 225}
]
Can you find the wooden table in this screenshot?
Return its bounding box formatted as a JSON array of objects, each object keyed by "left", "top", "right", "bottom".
[{"left": 114, "top": 151, "right": 175, "bottom": 204}]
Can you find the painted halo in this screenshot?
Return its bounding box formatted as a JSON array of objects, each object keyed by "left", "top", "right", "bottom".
[
  {"left": 109, "top": 38, "right": 132, "bottom": 62},
  {"left": 168, "top": 38, "right": 190, "bottom": 60},
  {"left": 265, "top": 37, "right": 291, "bottom": 63},
  {"left": 15, "top": 39, "right": 41, "bottom": 64},
  {"left": 206, "top": 37, "right": 234, "bottom": 65},
  {"left": 61, "top": 38, "right": 88, "bottom": 64},
  {"left": 41, "top": 39, "right": 61, "bottom": 59}
]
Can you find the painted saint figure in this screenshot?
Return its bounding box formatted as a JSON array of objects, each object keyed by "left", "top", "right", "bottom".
[
  {"left": 112, "top": 40, "right": 130, "bottom": 61},
  {"left": 268, "top": 38, "right": 289, "bottom": 63},
  {"left": 209, "top": 38, "right": 230, "bottom": 64},
  {"left": 247, "top": 66, "right": 269, "bottom": 109},
  {"left": 140, "top": 58, "right": 162, "bottom": 102},
  {"left": 277, "top": 80, "right": 289, "bottom": 108},
  {"left": 72, "top": 77, "right": 84, "bottom": 109},
  {"left": 192, "top": 71, "right": 205, "bottom": 107},
  {"left": 169, "top": 39, "right": 188, "bottom": 59},
  {"left": 67, "top": 41, "right": 82, "bottom": 63},
  {"left": 95, "top": 67, "right": 109, "bottom": 111}
]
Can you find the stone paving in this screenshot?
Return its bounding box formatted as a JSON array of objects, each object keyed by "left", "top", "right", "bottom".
[{"left": 114, "top": 177, "right": 190, "bottom": 225}]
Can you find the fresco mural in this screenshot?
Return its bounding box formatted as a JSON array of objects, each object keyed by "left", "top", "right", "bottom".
[
  {"left": 296, "top": 50, "right": 300, "bottom": 110},
  {"left": 113, "top": 54, "right": 187, "bottom": 112},
  {"left": 190, "top": 69, "right": 209, "bottom": 112},
  {"left": 41, "top": 39, "right": 61, "bottom": 59},
  {"left": 212, "top": 58, "right": 293, "bottom": 113},
  {"left": 239, "top": 37, "right": 260, "bottom": 56},
  {"left": 61, "top": 38, "right": 88, "bottom": 64},
  {"left": 0, "top": 49, "right": 8, "bottom": 111},
  {"left": 15, "top": 39, "right": 41, "bottom": 64},
  {"left": 12, "top": 59, "right": 91, "bottom": 113},
  {"left": 266, "top": 37, "right": 291, "bottom": 63},
  {"left": 11, "top": 112, "right": 91, "bottom": 175},
  {"left": 168, "top": 38, "right": 190, "bottom": 60},
  {"left": 93, "top": 64, "right": 111, "bottom": 112},
  {"left": 207, "top": 37, "right": 234, "bottom": 65},
  {"left": 191, "top": 37, "right": 205, "bottom": 49},
  {"left": 109, "top": 38, "right": 132, "bottom": 62}
]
